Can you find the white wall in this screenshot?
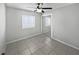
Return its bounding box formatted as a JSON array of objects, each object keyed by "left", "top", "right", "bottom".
[
  {"left": 0, "top": 3, "right": 6, "bottom": 54},
  {"left": 51, "top": 4, "right": 79, "bottom": 49},
  {"left": 6, "top": 7, "right": 41, "bottom": 43}
]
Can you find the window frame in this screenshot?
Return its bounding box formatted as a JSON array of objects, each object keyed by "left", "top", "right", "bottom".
[{"left": 21, "top": 15, "right": 35, "bottom": 29}]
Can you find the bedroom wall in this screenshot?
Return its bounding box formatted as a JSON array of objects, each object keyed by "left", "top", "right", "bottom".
[
  {"left": 0, "top": 3, "right": 6, "bottom": 54},
  {"left": 51, "top": 4, "right": 79, "bottom": 49},
  {"left": 6, "top": 7, "right": 42, "bottom": 44}
]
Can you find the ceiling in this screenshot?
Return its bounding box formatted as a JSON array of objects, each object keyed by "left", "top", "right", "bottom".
[{"left": 6, "top": 3, "right": 73, "bottom": 12}]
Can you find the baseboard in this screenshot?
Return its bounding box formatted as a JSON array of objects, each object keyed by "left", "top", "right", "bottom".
[
  {"left": 52, "top": 37, "right": 79, "bottom": 50},
  {"left": 6, "top": 33, "right": 42, "bottom": 44}
]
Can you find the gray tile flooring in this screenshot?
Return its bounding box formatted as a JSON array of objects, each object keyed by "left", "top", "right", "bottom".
[{"left": 5, "top": 33, "right": 79, "bottom": 55}]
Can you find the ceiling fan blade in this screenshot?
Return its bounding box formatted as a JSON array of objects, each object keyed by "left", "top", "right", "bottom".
[
  {"left": 42, "top": 10, "right": 44, "bottom": 13},
  {"left": 42, "top": 8, "right": 52, "bottom": 9},
  {"left": 37, "top": 3, "right": 40, "bottom": 5}
]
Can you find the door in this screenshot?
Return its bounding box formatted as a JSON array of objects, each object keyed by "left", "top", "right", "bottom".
[{"left": 42, "top": 15, "right": 51, "bottom": 37}]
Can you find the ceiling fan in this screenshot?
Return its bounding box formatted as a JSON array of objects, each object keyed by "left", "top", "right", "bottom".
[{"left": 34, "top": 3, "right": 52, "bottom": 13}]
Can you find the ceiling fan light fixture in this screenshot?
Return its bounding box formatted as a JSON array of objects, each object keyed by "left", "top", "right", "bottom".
[{"left": 36, "top": 9, "right": 42, "bottom": 13}]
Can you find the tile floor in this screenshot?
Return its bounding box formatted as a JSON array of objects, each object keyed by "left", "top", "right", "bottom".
[{"left": 5, "top": 33, "right": 79, "bottom": 55}]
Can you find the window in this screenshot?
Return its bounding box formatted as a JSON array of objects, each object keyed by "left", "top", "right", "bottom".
[
  {"left": 45, "top": 17, "right": 51, "bottom": 26},
  {"left": 22, "top": 15, "right": 35, "bottom": 29}
]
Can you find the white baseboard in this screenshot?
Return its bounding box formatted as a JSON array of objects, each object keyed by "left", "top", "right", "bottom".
[
  {"left": 52, "top": 37, "right": 79, "bottom": 50},
  {"left": 6, "top": 33, "right": 42, "bottom": 44}
]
